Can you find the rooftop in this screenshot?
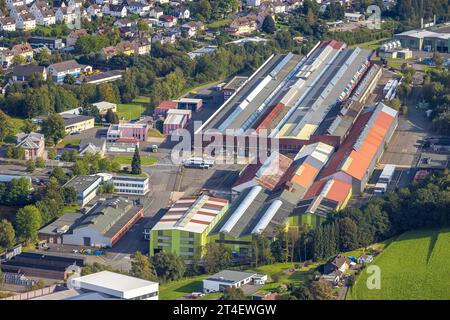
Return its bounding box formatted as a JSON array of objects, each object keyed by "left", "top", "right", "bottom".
[
  {"left": 205, "top": 270, "right": 256, "bottom": 284},
  {"left": 64, "top": 175, "right": 101, "bottom": 193}
]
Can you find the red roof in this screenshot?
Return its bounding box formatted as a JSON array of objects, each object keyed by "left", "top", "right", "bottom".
[
  {"left": 305, "top": 172, "right": 352, "bottom": 204},
  {"left": 157, "top": 100, "right": 177, "bottom": 110},
  {"left": 116, "top": 137, "right": 140, "bottom": 143},
  {"left": 320, "top": 105, "right": 397, "bottom": 181}
]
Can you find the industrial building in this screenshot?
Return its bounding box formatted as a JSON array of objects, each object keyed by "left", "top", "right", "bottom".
[
  {"left": 64, "top": 175, "right": 102, "bottom": 208},
  {"left": 111, "top": 174, "right": 150, "bottom": 196},
  {"left": 395, "top": 24, "right": 450, "bottom": 52},
  {"left": 46, "top": 197, "right": 145, "bottom": 247},
  {"left": 163, "top": 109, "right": 192, "bottom": 135},
  {"left": 149, "top": 195, "right": 229, "bottom": 258},
  {"left": 196, "top": 40, "right": 376, "bottom": 154},
  {"left": 203, "top": 270, "right": 267, "bottom": 293}
]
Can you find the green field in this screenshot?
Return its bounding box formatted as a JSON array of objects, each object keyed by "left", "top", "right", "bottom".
[
  {"left": 206, "top": 19, "right": 232, "bottom": 28},
  {"left": 159, "top": 275, "right": 208, "bottom": 300},
  {"left": 111, "top": 155, "right": 157, "bottom": 166},
  {"left": 349, "top": 229, "right": 450, "bottom": 300},
  {"left": 117, "top": 97, "right": 149, "bottom": 121}
]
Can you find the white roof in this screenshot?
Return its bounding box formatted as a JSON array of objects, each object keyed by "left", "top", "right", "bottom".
[
  {"left": 396, "top": 29, "right": 450, "bottom": 40},
  {"left": 70, "top": 271, "right": 158, "bottom": 299},
  {"left": 93, "top": 101, "right": 117, "bottom": 111},
  {"left": 152, "top": 195, "right": 228, "bottom": 234}
]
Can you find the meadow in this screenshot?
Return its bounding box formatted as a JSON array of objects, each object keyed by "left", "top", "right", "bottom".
[{"left": 348, "top": 228, "right": 450, "bottom": 300}]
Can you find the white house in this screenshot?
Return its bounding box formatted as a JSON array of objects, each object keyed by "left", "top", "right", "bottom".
[
  {"left": 10, "top": 4, "right": 28, "bottom": 19},
  {"left": 55, "top": 6, "right": 78, "bottom": 27},
  {"left": 33, "top": 8, "right": 56, "bottom": 26},
  {"left": 69, "top": 271, "right": 159, "bottom": 300},
  {"left": 0, "top": 17, "right": 16, "bottom": 31},
  {"left": 203, "top": 270, "right": 267, "bottom": 293},
  {"left": 148, "top": 6, "right": 163, "bottom": 18},
  {"left": 157, "top": 15, "right": 177, "bottom": 28},
  {"left": 107, "top": 4, "right": 127, "bottom": 17},
  {"left": 87, "top": 4, "right": 103, "bottom": 17},
  {"left": 127, "top": 1, "right": 151, "bottom": 16},
  {"left": 6, "top": 0, "right": 24, "bottom": 10},
  {"left": 16, "top": 13, "right": 37, "bottom": 31}
]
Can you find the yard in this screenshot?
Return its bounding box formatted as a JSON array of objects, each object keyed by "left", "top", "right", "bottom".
[
  {"left": 159, "top": 274, "right": 208, "bottom": 300},
  {"left": 111, "top": 155, "right": 158, "bottom": 166},
  {"left": 348, "top": 228, "right": 450, "bottom": 300},
  {"left": 206, "top": 19, "right": 232, "bottom": 29},
  {"left": 117, "top": 97, "right": 149, "bottom": 121}
]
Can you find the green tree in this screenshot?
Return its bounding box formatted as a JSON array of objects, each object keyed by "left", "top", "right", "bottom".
[
  {"left": 35, "top": 157, "right": 45, "bottom": 168},
  {"left": 105, "top": 109, "right": 119, "bottom": 124},
  {"left": 152, "top": 251, "right": 186, "bottom": 282},
  {"left": 262, "top": 15, "right": 276, "bottom": 34},
  {"left": 47, "top": 148, "right": 57, "bottom": 160},
  {"left": 222, "top": 287, "right": 245, "bottom": 300},
  {"left": 51, "top": 167, "right": 68, "bottom": 184},
  {"left": 339, "top": 217, "right": 359, "bottom": 251},
  {"left": 63, "top": 186, "right": 77, "bottom": 204},
  {"left": 0, "top": 110, "right": 14, "bottom": 143},
  {"left": 0, "top": 219, "right": 15, "bottom": 249},
  {"left": 309, "top": 280, "right": 337, "bottom": 300},
  {"left": 16, "top": 205, "right": 42, "bottom": 243},
  {"left": 130, "top": 251, "right": 157, "bottom": 281},
  {"left": 26, "top": 160, "right": 36, "bottom": 173},
  {"left": 42, "top": 114, "right": 66, "bottom": 144},
  {"left": 131, "top": 146, "right": 142, "bottom": 175},
  {"left": 203, "top": 243, "right": 232, "bottom": 274}
]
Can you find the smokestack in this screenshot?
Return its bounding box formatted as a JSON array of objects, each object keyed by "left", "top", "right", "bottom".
[{"left": 421, "top": 17, "right": 424, "bottom": 29}]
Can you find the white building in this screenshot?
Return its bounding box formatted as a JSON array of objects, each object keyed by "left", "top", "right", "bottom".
[
  {"left": 203, "top": 270, "right": 267, "bottom": 293},
  {"left": 64, "top": 175, "right": 102, "bottom": 207},
  {"left": 0, "top": 17, "right": 17, "bottom": 31},
  {"left": 246, "top": 0, "right": 261, "bottom": 6},
  {"left": 69, "top": 271, "right": 159, "bottom": 300},
  {"left": 111, "top": 175, "right": 150, "bottom": 196},
  {"left": 16, "top": 13, "right": 37, "bottom": 30}
]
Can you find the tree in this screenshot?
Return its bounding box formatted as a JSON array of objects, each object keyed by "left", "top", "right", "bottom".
[
  {"left": 35, "top": 157, "right": 45, "bottom": 168},
  {"left": 130, "top": 251, "right": 157, "bottom": 281},
  {"left": 0, "top": 110, "right": 14, "bottom": 142},
  {"left": 203, "top": 243, "right": 232, "bottom": 274},
  {"left": 41, "top": 114, "right": 66, "bottom": 144},
  {"left": 309, "top": 280, "right": 337, "bottom": 300},
  {"left": 0, "top": 219, "right": 15, "bottom": 249},
  {"left": 222, "top": 287, "right": 245, "bottom": 300},
  {"left": 262, "top": 15, "right": 276, "bottom": 34},
  {"left": 47, "top": 148, "right": 57, "bottom": 160},
  {"left": 152, "top": 251, "right": 185, "bottom": 282},
  {"left": 131, "top": 146, "right": 142, "bottom": 175},
  {"left": 105, "top": 109, "right": 119, "bottom": 124},
  {"left": 26, "top": 160, "right": 36, "bottom": 173},
  {"left": 63, "top": 186, "right": 77, "bottom": 204},
  {"left": 63, "top": 74, "right": 76, "bottom": 85},
  {"left": 16, "top": 205, "right": 42, "bottom": 243},
  {"left": 432, "top": 52, "right": 444, "bottom": 67},
  {"left": 51, "top": 167, "right": 68, "bottom": 184},
  {"left": 339, "top": 217, "right": 359, "bottom": 251},
  {"left": 22, "top": 119, "right": 38, "bottom": 134},
  {"left": 291, "top": 286, "right": 312, "bottom": 300}
]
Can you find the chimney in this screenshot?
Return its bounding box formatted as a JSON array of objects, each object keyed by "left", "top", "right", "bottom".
[{"left": 421, "top": 17, "right": 424, "bottom": 29}]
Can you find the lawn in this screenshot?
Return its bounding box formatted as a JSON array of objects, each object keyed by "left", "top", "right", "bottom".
[
  {"left": 348, "top": 228, "right": 450, "bottom": 300},
  {"left": 349, "top": 38, "right": 390, "bottom": 50},
  {"left": 206, "top": 19, "right": 232, "bottom": 28},
  {"left": 148, "top": 128, "right": 164, "bottom": 138},
  {"left": 111, "top": 155, "right": 158, "bottom": 166},
  {"left": 62, "top": 204, "right": 80, "bottom": 214},
  {"left": 117, "top": 97, "right": 149, "bottom": 121},
  {"left": 159, "top": 275, "right": 208, "bottom": 300},
  {"left": 9, "top": 117, "right": 27, "bottom": 135},
  {"left": 57, "top": 139, "right": 81, "bottom": 148}
]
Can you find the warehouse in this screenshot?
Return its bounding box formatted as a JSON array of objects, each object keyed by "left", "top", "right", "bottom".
[
  {"left": 163, "top": 109, "right": 192, "bottom": 135},
  {"left": 196, "top": 40, "right": 375, "bottom": 153},
  {"left": 319, "top": 103, "right": 398, "bottom": 194},
  {"left": 149, "top": 195, "right": 229, "bottom": 259},
  {"left": 395, "top": 25, "right": 450, "bottom": 52},
  {"left": 64, "top": 175, "right": 102, "bottom": 207},
  {"left": 203, "top": 270, "right": 267, "bottom": 293},
  {"left": 62, "top": 197, "right": 144, "bottom": 247}
]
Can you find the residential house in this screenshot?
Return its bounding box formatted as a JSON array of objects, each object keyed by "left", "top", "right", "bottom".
[
  {"left": 55, "top": 6, "right": 78, "bottom": 27},
  {"left": 10, "top": 4, "right": 28, "bottom": 19},
  {"left": 78, "top": 138, "right": 106, "bottom": 156},
  {"left": 47, "top": 59, "right": 91, "bottom": 83},
  {"left": 11, "top": 64, "right": 47, "bottom": 82},
  {"left": 87, "top": 4, "right": 103, "bottom": 17},
  {"left": 246, "top": 0, "right": 260, "bottom": 6},
  {"left": 157, "top": 15, "right": 177, "bottom": 28},
  {"left": 181, "top": 21, "right": 203, "bottom": 38},
  {"left": 30, "top": 0, "right": 50, "bottom": 15},
  {"left": 148, "top": 6, "right": 163, "bottom": 18},
  {"left": 323, "top": 255, "right": 351, "bottom": 275},
  {"left": 113, "top": 18, "right": 136, "bottom": 28},
  {"left": 126, "top": 1, "right": 150, "bottom": 16},
  {"left": 107, "top": 4, "right": 127, "bottom": 17},
  {"left": 11, "top": 43, "right": 33, "bottom": 63},
  {"left": 102, "top": 45, "right": 117, "bottom": 59},
  {"left": 151, "top": 32, "right": 176, "bottom": 44},
  {"left": 134, "top": 37, "right": 151, "bottom": 55},
  {"left": 16, "top": 12, "right": 37, "bottom": 30},
  {"left": 115, "top": 40, "right": 135, "bottom": 55},
  {"left": 170, "top": 7, "right": 189, "bottom": 20},
  {"left": 226, "top": 15, "right": 257, "bottom": 36},
  {"left": 33, "top": 7, "right": 56, "bottom": 26},
  {"left": 0, "top": 17, "right": 16, "bottom": 31},
  {"left": 6, "top": 0, "right": 24, "bottom": 10},
  {"left": 66, "top": 28, "right": 87, "bottom": 47},
  {"left": 15, "top": 132, "right": 45, "bottom": 160}
]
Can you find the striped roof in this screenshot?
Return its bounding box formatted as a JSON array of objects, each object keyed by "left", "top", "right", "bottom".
[{"left": 151, "top": 195, "right": 228, "bottom": 234}]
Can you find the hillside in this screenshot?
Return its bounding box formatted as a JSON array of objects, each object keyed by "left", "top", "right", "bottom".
[{"left": 349, "top": 229, "right": 450, "bottom": 300}]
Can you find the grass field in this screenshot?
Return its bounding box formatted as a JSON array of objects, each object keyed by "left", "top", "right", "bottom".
[
  {"left": 111, "top": 155, "right": 157, "bottom": 166},
  {"left": 206, "top": 19, "right": 232, "bottom": 28},
  {"left": 159, "top": 275, "right": 208, "bottom": 300},
  {"left": 57, "top": 139, "right": 81, "bottom": 148},
  {"left": 117, "top": 97, "right": 149, "bottom": 121},
  {"left": 348, "top": 228, "right": 450, "bottom": 300}
]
